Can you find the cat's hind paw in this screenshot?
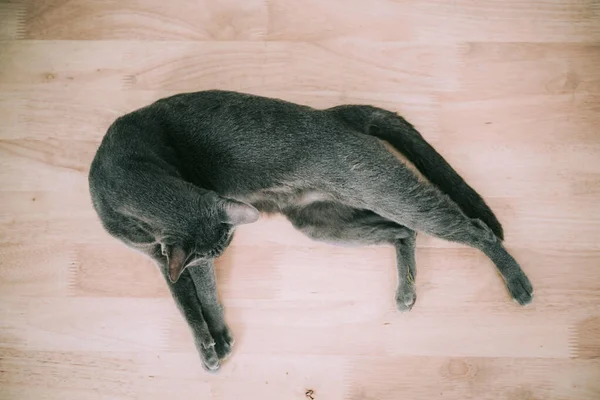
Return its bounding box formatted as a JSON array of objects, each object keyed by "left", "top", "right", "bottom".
[
  {"left": 395, "top": 284, "right": 417, "bottom": 312},
  {"left": 507, "top": 273, "right": 534, "bottom": 306}
]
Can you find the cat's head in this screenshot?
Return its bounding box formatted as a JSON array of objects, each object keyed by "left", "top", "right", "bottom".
[{"left": 161, "top": 197, "right": 259, "bottom": 283}]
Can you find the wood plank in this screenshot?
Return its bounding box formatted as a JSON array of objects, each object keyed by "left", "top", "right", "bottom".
[
  {"left": 441, "top": 94, "right": 600, "bottom": 146},
  {"left": 0, "top": 297, "right": 171, "bottom": 352},
  {"left": 0, "top": 349, "right": 212, "bottom": 400},
  {"left": 1, "top": 350, "right": 598, "bottom": 400},
  {"left": 17, "top": 0, "right": 600, "bottom": 43},
  {"left": 0, "top": 244, "right": 73, "bottom": 297},
  {"left": 0, "top": 1, "right": 26, "bottom": 40},
  {"left": 344, "top": 357, "right": 600, "bottom": 400},
  {"left": 0, "top": 41, "right": 459, "bottom": 94},
  {"left": 267, "top": 0, "right": 600, "bottom": 43},
  {"left": 23, "top": 0, "right": 268, "bottom": 41},
  {"left": 0, "top": 41, "right": 132, "bottom": 91},
  {"left": 450, "top": 43, "right": 600, "bottom": 101}
]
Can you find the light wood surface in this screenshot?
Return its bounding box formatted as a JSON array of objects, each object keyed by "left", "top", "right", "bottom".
[{"left": 1, "top": 1, "right": 600, "bottom": 399}]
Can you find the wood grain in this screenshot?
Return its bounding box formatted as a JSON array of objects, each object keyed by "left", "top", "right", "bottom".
[{"left": 1, "top": 1, "right": 600, "bottom": 399}]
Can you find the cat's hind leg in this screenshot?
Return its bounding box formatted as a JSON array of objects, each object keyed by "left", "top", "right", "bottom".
[
  {"left": 395, "top": 231, "right": 417, "bottom": 311},
  {"left": 284, "top": 202, "right": 418, "bottom": 311},
  {"left": 332, "top": 139, "right": 533, "bottom": 305},
  {"left": 326, "top": 104, "right": 504, "bottom": 239}
]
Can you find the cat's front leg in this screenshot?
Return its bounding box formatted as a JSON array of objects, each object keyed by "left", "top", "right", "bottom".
[
  {"left": 188, "top": 262, "right": 234, "bottom": 360},
  {"left": 158, "top": 265, "right": 221, "bottom": 371},
  {"left": 206, "top": 318, "right": 234, "bottom": 360}
]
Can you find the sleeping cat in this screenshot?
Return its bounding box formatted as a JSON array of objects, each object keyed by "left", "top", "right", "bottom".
[{"left": 88, "top": 90, "right": 533, "bottom": 371}]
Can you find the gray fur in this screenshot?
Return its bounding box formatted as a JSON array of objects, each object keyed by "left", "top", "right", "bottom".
[{"left": 88, "top": 90, "right": 533, "bottom": 370}]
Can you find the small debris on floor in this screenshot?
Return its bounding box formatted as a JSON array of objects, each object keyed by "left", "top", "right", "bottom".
[{"left": 305, "top": 389, "right": 315, "bottom": 399}]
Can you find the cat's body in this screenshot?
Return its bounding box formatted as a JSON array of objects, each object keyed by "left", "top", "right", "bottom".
[{"left": 89, "top": 90, "right": 533, "bottom": 371}]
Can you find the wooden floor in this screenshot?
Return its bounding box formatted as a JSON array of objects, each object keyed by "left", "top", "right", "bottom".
[{"left": 1, "top": 1, "right": 600, "bottom": 399}]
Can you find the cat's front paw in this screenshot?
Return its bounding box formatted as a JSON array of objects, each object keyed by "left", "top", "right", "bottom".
[
  {"left": 213, "top": 327, "right": 235, "bottom": 360},
  {"left": 196, "top": 338, "right": 220, "bottom": 372},
  {"left": 506, "top": 273, "right": 534, "bottom": 306},
  {"left": 395, "top": 284, "right": 417, "bottom": 312}
]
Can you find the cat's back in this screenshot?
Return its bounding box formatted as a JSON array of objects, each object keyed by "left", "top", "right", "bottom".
[
  {"left": 89, "top": 90, "right": 314, "bottom": 186},
  {"left": 153, "top": 90, "right": 324, "bottom": 139},
  {"left": 90, "top": 90, "right": 367, "bottom": 200},
  {"left": 96, "top": 90, "right": 348, "bottom": 158}
]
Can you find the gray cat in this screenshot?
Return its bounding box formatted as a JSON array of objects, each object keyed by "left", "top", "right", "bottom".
[{"left": 88, "top": 90, "right": 533, "bottom": 371}]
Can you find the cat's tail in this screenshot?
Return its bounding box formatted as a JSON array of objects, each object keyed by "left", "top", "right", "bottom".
[{"left": 327, "top": 105, "right": 504, "bottom": 240}]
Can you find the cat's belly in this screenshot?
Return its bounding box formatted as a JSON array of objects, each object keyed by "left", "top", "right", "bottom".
[{"left": 235, "top": 188, "right": 333, "bottom": 213}]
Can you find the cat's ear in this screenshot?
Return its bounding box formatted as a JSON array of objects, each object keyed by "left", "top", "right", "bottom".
[
  {"left": 166, "top": 245, "right": 188, "bottom": 283},
  {"left": 221, "top": 200, "right": 259, "bottom": 225}
]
